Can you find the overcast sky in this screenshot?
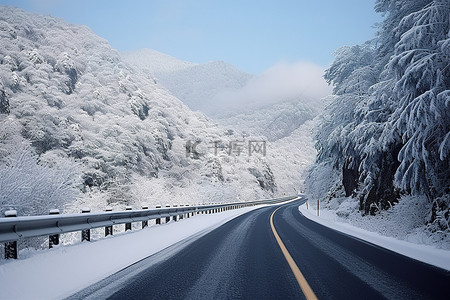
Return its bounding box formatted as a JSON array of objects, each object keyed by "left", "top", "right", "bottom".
[{"left": 1, "top": 0, "right": 381, "bottom": 74}]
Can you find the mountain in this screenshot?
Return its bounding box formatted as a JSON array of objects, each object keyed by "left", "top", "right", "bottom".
[
  {"left": 122, "top": 47, "right": 323, "bottom": 199},
  {"left": 0, "top": 7, "right": 292, "bottom": 216},
  {"left": 122, "top": 51, "right": 254, "bottom": 115},
  {"left": 123, "top": 49, "right": 326, "bottom": 144}
]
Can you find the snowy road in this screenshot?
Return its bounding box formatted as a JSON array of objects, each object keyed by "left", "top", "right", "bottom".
[{"left": 69, "top": 199, "right": 448, "bottom": 299}]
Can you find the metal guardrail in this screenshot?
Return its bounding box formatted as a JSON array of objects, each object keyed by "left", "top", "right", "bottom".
[{"left": 0, "top": 196, "right": 297, "bottom": 259}]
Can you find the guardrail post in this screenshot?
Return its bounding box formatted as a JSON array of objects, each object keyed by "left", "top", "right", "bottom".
[
  {"left": 165, "top": 205, "right": 171, "bottom": 223},
  {"left": 105, "top": 207, "right": 113, "bottom": 236},
  {"left": 179, "top": 205, "right": 184, "bottom": 220},
  {"left": 81, "top": 208, "right": 91, "bottom": 242},
  {"left": 173, "top": 205, "right": 178, "bottom": 222},
  {"left": 317, "top": 200, "right": 319, "bottom": 216},
  {"left": 142, "top": 205, "right": 149, "bottom": 228},
  {"left": 185, "top": 205, "right": 190, "bottom": 218},
  {"left": 125, "top": 206, "right": 132, "bottom": 231},
  {"left": 49, "top": 209, "right": 60, "bottom": 248},
  {"left": 156, "top": 205, "right": 161, "bottom": 224},
  {"left": 4, "top": 210, "right": 18, "bottom": 259}
]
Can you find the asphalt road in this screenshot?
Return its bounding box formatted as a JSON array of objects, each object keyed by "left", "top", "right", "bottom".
[{"left": 70, "top": 199, "right": 449, "bottom": 300}]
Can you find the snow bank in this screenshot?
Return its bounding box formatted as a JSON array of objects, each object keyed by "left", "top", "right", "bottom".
[
  {"left": 299, "top": 203, "right": 450, "bottom": 271},
  {"left": 0, "top": 206, "right": 263, "bottom": 300}
]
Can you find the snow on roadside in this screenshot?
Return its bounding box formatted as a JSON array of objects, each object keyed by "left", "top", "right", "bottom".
[
  {"left": 0, "top": 205, "right": 265, "bottom": 300},
  {"left": 299, "top": 203, "right": 450, "bottom": 271}
]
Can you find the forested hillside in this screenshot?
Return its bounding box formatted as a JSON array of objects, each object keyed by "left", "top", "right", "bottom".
[
  {"left": 0, "top": 7, "right": 290, "bottom": 216},
  {"left": 307, "top": 0, "right": 449, "bottom": 240}
]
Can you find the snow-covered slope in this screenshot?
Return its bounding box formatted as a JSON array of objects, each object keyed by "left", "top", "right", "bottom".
[
  {"left": 0, "top": 7, "right": 290, "bottom": 217},
  {"left": 214, "top": 98, "right": 321, "bottom": 142}
]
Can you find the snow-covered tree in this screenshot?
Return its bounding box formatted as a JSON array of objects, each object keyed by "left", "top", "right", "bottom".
[{"left": 308, "top": 0, "right": 449, "bottom": 228}]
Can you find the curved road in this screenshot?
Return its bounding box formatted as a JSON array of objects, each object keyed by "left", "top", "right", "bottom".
[{"left": 70, "top": 199, "right": 449, "bottom": 299}]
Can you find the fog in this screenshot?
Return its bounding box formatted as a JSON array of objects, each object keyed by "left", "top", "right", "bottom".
[{"left": 210, "top": 61, "right": 332, "bottom": 114}]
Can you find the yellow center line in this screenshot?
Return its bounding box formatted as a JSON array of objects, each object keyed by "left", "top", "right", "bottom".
[{"left": 270, "top": 205, "right": 318, "bottom": 300}]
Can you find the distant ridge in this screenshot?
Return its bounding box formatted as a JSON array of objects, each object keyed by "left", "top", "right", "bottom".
[{"left": 121, "top": 48, "right": 197, "bottom": 75}]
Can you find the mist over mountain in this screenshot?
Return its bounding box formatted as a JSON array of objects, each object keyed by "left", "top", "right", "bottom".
[{"left": 123, "top": 50, "right": 329, "bottom": 143}]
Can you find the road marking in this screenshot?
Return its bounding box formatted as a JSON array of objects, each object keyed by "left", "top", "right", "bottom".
[{"left": 270, "top": 205, "right": 318, "bottom": 300}]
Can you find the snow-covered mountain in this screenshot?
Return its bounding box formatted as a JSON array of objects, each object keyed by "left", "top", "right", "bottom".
[
  {"left": 123, "top": 49, "right": 325, "bottom": 144},
  {"left": 0, "top": 7, "right": 300, "bottom": 216},
  {"left": 122, "top": 45, "right": 324, "bottom": 202},
  {"left": 122, "top": 51, "right": 254, "bottom": 114}
]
